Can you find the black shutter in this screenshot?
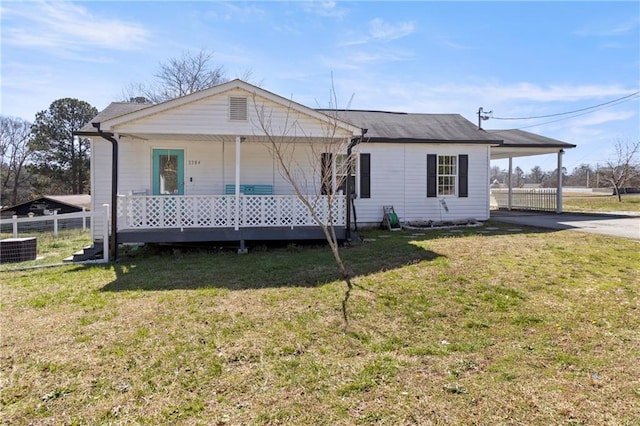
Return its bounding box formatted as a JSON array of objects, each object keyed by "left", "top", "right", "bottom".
[
  {"left": 321, "top": 153, "right": 332, "bottom": 195},
  {"left": 427, "top": 154, "right": 437, "bottom": 197},
  {"left": 458, "top": 154, "right": 468, "bottom": 198},
  {"left": 360, "top": 153, "right": 371, "bottom": 198}
]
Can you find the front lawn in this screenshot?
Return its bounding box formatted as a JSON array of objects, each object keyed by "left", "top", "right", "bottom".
[
  {"left": 563, "top": 192, "right": 640, "bottom": 212},
  {"left": 1, "top": 224, "right": 639, "bottom": 424}
]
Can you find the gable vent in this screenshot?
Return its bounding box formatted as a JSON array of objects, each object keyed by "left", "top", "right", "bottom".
[{"left": 229, "top": 96, "right": 248, "bottom": 121}]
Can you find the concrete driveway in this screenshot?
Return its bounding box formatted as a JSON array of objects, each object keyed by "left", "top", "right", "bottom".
[{"left": 490, "top": 210, "right": 640, "bottom": 241}]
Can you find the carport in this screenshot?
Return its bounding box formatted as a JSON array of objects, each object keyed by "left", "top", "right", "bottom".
[{"left": 489, "top": 129, "right": 576, "bottom": 213}]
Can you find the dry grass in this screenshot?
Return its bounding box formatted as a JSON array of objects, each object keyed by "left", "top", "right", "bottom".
[
  {"left": 563, "top": 192, "right": 640, "bottom": 212},
  {"left": 1, "top": 224, "right": 639, "bottom": 425}
]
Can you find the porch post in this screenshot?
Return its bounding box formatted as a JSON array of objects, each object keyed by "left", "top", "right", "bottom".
[
  {"left": 507, "top": 156, "right": 513, "bottom": 210},
  {"left": 234, "top": 136, "right": 242, "bottom": 231},
  {"left": 556, "top": 149, "right": 564, "bottom": 213}
]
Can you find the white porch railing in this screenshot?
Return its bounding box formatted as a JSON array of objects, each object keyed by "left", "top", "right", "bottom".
[
  {"left": 117, "top": 194, "right": 346, "bottom": 230},
  {"left": 491, "top": 188, "right": 557, "bottom": 212}
]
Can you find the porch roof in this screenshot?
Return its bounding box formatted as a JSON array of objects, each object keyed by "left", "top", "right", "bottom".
[{"left": 488, "top": 129, "right": 576, "bottom": 159}]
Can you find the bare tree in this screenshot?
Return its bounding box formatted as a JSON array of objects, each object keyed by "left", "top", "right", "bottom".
[
  {"left": 252, "top": 90, "right": 362, "bottom": 328},
  {"left": 566, "top": 163, "right": 594, "bottom": 188},
  {"left": 1, "top": 116, "right": 34, "bottom": 206},
  {"left": 514, "top": 166, "right": 524, "bottom": 188},
  {"left": 529, "top": 165, "right": 546, "bottom": 184},
  {"left": 603, "top": 139, "right": 640, "bottom": 201},
  {"left": 123, "top": 49, "right": 228, "bottom": 103}
]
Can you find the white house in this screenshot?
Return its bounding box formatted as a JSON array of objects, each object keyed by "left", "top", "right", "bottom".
[{"left": 77, "top": 80, "right": 574, "bottom": 255}]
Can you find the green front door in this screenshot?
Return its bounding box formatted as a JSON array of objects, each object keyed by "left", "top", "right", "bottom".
[{"left": 152, "top": 149, "right": 184, "bottom": 195}]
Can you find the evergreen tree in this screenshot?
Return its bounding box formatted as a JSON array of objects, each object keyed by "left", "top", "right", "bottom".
[{"left": 30, "top": 98, "right": 97, "bottom": 194}]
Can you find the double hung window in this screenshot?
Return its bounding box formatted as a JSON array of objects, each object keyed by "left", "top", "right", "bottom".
[
  {"left": 437, "top": 155, "right": 457, "bottom": 196},
  {"left": 427, "top": 154, "right": 468, "bottom": 198}
]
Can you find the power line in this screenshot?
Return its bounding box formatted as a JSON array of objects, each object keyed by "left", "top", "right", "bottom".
[
  {"left": 491, "top": 90, "right": 640, "bottom": 120},
  {"left": 516, "top": 94, "right": 640, "bottom": 130}
]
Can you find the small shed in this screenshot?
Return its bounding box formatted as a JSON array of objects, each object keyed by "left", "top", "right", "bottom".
[{"left": 0, "top": 195, "right": 91, "bottom": 218}]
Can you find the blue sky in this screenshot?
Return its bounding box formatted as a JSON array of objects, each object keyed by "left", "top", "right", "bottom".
[{"left": 2, "top": 1, "right": 639, "bottom": 173}]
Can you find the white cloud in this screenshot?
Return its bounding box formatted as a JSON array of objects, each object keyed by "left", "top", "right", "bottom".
[
  {"left": 574, "top": 18, "right": 640, "bottom": 37},
  {"left": 437, "top": 37, "right": 475, "bottom": 50},
  {"left": 427, "top": 82, "right": 635, "bottom": 103},
  {"left": 567, "top": 109, "right": 636, "bottom": 127},
  {"left": 319, "top": 48, "right": 414, "bottom": 72},
  {"left": 338, "top": 18, "right": 415, "bottom": 46},
  {"left": 328, "top": 76, "right": 640, "bottom": 139},
  {"left": 369, "top": 18, "right": 415, "bottom": 41},
  {"left": 205, "top": 3, "right": 266, "bottom": 22},
  {"left": 3, "top": 1, "right": 149, "bottom": 52},
  {"left": 303, "top": 1, "right": 349, "bottom": 19}
]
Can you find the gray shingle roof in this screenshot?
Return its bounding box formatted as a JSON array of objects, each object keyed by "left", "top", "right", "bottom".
[
  {"left": 318, "top": 110, "right": 502, "bottom": 143},
  {"left": 488, "top": 129, "right": 575, "bottom": 149},
  {"left": 79, "top": 103, "right": 575, "bottom": 151},
  {"left": 78, "top": 102, "right": 150, "bottom": 133}
]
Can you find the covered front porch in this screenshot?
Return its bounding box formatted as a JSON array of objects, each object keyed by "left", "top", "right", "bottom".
[{"left": 116, "top": 193, "right": 347, "bottom": 244}]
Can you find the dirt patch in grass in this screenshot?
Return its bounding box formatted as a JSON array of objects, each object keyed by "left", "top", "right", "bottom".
[{"left": 2, "top": 225, "right": 639, "bottom": 424}]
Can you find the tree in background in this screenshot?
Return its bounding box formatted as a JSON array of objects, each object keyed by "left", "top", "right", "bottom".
[
  {"left": 528, "top": 165, "right": 546, "bottom": 185},
  {"left": 0, "top": 116, "right": 34, "bottom": 206},
  {"left": 489, "top": 165, "right": 505, "bottom": 185},
  {"left": 602, "top": 139, "right": 640, "bottom": 202},
  {"left": 30, "top": 99, "right": 97, "bottom": 195},
  {"left": 514, "top": 166, "right": 524, "bottom": 187},
  {"left": 544, "top": 166, "right": 567, "bottom": 188},
  {"left": 123, "top": 49, "right": 228, "bottom": 103},
  {"left": 567, "top": 163, "right": 594, "bottom": 188}
]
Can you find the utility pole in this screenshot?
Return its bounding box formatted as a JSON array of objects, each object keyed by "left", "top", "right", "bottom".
[
  {"left": 586, "top": 170, "right": 590, "bottom": 188},
  {"left": 477, "top": 107, "right": 492, "bottom": 130}
]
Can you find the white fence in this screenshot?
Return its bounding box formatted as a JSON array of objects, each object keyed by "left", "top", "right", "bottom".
[
  {"left": 117, "top": 194, "right": 346, "bottom": 230},
  {"left": 491, "top": 188, "right": 557, "bottom": 212},
  {"left": 1, "top": 209, "right": 91, "bottom": 237},
  {"left": 1, "top": 206, "right": 110, "bottom": 265}
]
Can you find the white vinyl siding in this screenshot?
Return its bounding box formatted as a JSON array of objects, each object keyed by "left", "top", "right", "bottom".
[
  {"left": 109, "top": 88, "right": 352, "bottom": 139},
  {"left": 90, "top": 137, "right": 112, "bottom": 240},
  {"left": 352, "top": 143, "right": 491, "bottom": 225}
]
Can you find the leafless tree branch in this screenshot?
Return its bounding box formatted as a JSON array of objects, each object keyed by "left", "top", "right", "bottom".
[
  {"left": 251, "top": 85, "right": 359, "bottom": 329},
  {"left": 603, "top": 139, "right": 640, "bottom": 201}
]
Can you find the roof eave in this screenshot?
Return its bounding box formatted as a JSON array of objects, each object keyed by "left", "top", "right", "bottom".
[
  {"left": 366, "top": 137, "right": 503, "bottom": 145},
  {"left": 73, "top": 130, "right": 108, "bottom": 137},
  {"left": 499, "top": 143, "right": 576, "bottom": 149}
]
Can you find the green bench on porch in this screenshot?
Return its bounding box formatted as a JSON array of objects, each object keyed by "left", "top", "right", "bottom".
[{"left": 224, "top": 184, "right": 274, "bottom": 195}]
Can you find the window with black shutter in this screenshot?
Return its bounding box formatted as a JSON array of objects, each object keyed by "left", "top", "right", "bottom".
[
  {"left": 360, "top": 153, "right": 371, "bottom": 198},
  {"left": 458, "top": 154, "right": 468, "bottom": 198},
  {"left": 427, "top": 154, "right": 437, "bottom": 197},
  {"left": 427, "top": 154, "right": 468, "bottom": 198}
]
